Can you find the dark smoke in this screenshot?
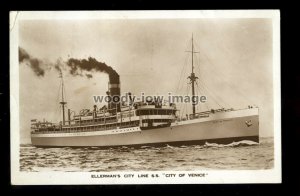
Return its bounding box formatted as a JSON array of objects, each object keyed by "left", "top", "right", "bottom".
[
  {"left": 19, "top": 47, "right": 45, "bottom": 77},
  {"left": 54, "top": 64, "right": 62, "bottom": 73},
  {"left": 85, "top": 74, "right": 93, "bottom": 79},
  {"left": 19, "top": 47, "right": 30, "bottom": 62},
  {"left": 18, "top": 48, "right": 120, "bottom": 82},
  {"left": 67, "top": 57, "right": 119, "bottom": 83}
]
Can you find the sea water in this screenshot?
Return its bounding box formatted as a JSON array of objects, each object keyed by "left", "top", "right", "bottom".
[{"left": 20, "top": 137, "right": 274, "bottom": 172}]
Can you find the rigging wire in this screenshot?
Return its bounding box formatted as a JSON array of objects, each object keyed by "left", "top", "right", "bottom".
[
  {"left": 197, "top": 81, "right": 221, "bottom": 108},
  {"left": 175, "top": 53, "right": 190, "bottom": 94},
  {"left": 196, "top": 41, "right": 254, "bottom": 105},
  {"left": 193, "top": 51, "right": 232, "bottom": 108},
  {"left": 197, "top": 79, "right": 225, "bottom": 108},
  {"left": 195, "top": 82, "right": 210, "bottom": 111},
  {"left": 175, "top": 38, "right": 194, "bottom": 95},
  {"left": 179, "top": 82, "right": 190, "bottom": 119},
  {"left": 190, "top": 45, "right": 227, "bottom": 109},
  {"left": 177, "top": 35, "right": 254, "bottom": 117}
]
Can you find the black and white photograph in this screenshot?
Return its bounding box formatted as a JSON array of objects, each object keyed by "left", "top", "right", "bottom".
[{"left": 10, "top": 10, "right": 281, "bottom": 184}]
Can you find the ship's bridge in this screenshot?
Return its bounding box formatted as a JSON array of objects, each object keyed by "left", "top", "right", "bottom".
[{"left": 134, "top": 104, "right": 177, "bottom": 129}]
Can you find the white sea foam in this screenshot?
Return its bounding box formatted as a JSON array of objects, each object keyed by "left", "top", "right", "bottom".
[{"left": 204, "top": 140, "right": 259, "bottom": 148}]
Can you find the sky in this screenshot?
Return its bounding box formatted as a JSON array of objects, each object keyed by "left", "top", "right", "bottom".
[{"left": 18, "top": 18, "right": 274, "bottom": 143}]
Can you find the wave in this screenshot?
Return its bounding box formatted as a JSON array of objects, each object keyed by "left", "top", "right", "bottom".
[
  {"left": 180, "top": 145, "right": 188, "bottom": 148},
  {"left": 166, "top": 144, "right": 175, "bottom": 149},
  {"left": 140, "top": 146, "right": 152, "bottom": 149},
  {"left": 203, "top": 140, "right": 259, "bottom": 148}
]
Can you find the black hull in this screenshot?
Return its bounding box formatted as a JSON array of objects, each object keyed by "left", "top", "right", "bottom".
[{"left": 34, "top": 135, "right": 259, "bottom": 149}]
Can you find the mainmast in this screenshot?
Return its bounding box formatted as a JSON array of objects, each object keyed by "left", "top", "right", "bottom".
[
  {"left": 59, "top": 71, "right": 67, "bottom": 125},
  {"left": 187, "top": 34, "right": 199, "bottom": 116}
]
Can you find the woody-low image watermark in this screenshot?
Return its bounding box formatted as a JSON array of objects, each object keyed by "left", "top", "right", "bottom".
[{"left": 93, "top": 92, "right": 207, "bottom": 105}]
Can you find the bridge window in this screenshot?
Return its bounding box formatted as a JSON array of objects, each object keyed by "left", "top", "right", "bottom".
[{"left": 137, "top": 109, "right": 174, "bottom": 116}]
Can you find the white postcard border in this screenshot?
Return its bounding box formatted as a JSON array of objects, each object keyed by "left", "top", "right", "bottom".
[{"left": 10, "top": 10, "right": 281, "bottom": 185}]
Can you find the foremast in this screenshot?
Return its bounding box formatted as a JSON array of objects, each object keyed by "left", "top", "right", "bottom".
[{"left": 59, "top": 71, "right": 67, "bottom": 125}]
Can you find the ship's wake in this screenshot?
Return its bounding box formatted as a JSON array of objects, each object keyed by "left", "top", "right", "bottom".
[
  {"left": 20, "top": 140, "right": 259, "bottom": 151},
  {"left": 198, "top": 140, "right": 258, "bottom": 149},
  {"left": 139, "top": 140, "right": 259, "bottom": 151}
]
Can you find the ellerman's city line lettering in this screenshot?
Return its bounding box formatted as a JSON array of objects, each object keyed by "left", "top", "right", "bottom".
[
  {"left": 91, "top": 174, "right": 121, "bottom": 178},
  {"left": 91, "top": 173, "right": 208, "bottom": 179}
]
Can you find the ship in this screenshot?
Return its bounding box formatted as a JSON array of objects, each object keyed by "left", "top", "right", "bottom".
[{"left": 30, "top": 36, "right": 259, "bottom": 148}]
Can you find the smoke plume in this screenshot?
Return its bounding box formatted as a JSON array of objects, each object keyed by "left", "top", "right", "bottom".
[
  {"left": 85, "top": 74, "right": 93, "bottom": 79},
  {"left": 18, "top": 47, "right": 120, "bottom": 83},
  {"left": 19, "top": 47, "right": 45, "bottom": 77},
  {"left": 67, "top": 57, "right": 120, "bottom": 83}
]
